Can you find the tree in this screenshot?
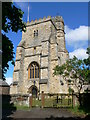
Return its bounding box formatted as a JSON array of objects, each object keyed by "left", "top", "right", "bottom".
[
  {"left": 2, "top": 2, "right": 26, "bottom": 80},
  {"left": 54, "top": 47, "right": 90, "bottom": 107},
  {"left": 83, "top": 47, "right": 90, "bottom": 83}
]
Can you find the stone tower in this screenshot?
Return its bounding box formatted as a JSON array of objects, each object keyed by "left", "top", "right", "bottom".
[{"left": 10, "top": 16, "right": 69, "bottom": 96}]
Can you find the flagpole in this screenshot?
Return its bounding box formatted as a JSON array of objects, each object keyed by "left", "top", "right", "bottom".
[{"left": 27, "top": 0, "right": 29, "bottom": 22}]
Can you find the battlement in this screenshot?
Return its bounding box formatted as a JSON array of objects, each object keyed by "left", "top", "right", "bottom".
[{"left": 26, "top": 16, "right": 64, "bottom": 26}]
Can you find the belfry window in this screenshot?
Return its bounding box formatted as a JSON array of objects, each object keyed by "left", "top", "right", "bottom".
[
  {"left": 36, "top": 30, "right": 38, "bottom": 36},
  {"left": 34, "top": 30, "right": 38, "bottom": 37},
  {"left": 34, "top": 30, "right": 36, "bottom": 37},
  {"left": 28, "top": 62, "right": 40, "bottom": 79}
]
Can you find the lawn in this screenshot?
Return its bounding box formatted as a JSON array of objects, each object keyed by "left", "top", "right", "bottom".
[{"left": 14, "top": 103, "right": 30, "bottom": 110}]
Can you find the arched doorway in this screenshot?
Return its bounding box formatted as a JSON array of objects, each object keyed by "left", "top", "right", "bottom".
[
  {"left": 28, "top": 86, "right": 38, "bottom": 98},
  {"left": 32, "top": 86, "right": 37, "bottom": 98}
]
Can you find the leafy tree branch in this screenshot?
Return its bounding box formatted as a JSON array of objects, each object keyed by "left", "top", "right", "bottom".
[{"left": 2, "top": 2, "right": 26, "bottom": 80}]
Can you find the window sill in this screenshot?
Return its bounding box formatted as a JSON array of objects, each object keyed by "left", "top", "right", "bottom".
[{"left": 28, "top": 78, "right": 40, "bottom": 81}]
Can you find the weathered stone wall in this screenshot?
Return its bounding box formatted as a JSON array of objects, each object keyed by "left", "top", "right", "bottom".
[
  {"left": 10, "top": 85, "right": 17, "bottom": 94},
  {"left": 13, "top": 72, "right": 19, "bottom": 82},
  {"left": 15, "top": 47, "right": 22, "bottom": 60},
  {"left": 0, "top": 86, "right": 10, "bottom": 95},
  {"left": 48, "top": 16, "right": 69, "bottom": 94},
  {"left": 11, "top": 94, "right": 29, "bottom": 106},
  {"left": 40, "top": 84, "right": 48, "bottom": 93}
]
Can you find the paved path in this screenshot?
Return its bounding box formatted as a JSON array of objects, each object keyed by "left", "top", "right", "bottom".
[
  {"left": 10, "top": 108, "right": 76, "bottom": 118},
  {"left": 3, "top": 108, "right": 90, "bottom": 120}
]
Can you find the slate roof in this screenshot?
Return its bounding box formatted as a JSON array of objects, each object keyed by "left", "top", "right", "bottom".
[{"left": 0, "top": 79, "right": 9, "bottom": 87}]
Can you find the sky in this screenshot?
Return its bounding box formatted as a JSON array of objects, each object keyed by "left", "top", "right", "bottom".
[{"left": 5, "top": 2, "right": 89, "bottom": 85}]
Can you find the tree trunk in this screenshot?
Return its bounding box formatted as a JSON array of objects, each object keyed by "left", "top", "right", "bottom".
[{"left": 78, "top": 93, "right": 82, "bottom": 107}]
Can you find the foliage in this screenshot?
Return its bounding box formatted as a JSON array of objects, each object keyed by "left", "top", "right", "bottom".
[
  {"left": 69, "top": 105, "right": 88, "bottom": 116},
  {"left": 54, "top": 56, "right": 85, "bottom": 92},
  {"left": 2, "top": 2, "right": 26, "bottom": 33},
  {"left": 68, "top": 87, "right": 74, "bottom": 94},
  {"left": 54, "top": 47, "right": 90, "bottom": 107},
  {"left": 2, "top": 2, "right": 26, "bottom": 80},
  {"left": 83, "top": 47, "right": 90, "bottom": 83},
  {"left": 2, "top": 34, "right": 14, "bottom": 80}
]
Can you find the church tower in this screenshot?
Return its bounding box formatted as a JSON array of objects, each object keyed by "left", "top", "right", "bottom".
[{"left": 10, "top": 16, "right": 69, "bottom": 96}]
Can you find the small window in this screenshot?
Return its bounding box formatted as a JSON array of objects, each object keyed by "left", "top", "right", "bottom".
[{"left": 34, "top": 30, "right": 38, "bottom": 37}]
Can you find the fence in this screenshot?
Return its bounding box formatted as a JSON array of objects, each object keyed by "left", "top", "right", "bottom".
[
  {"left": 4, "top": 93, "right": 90, "bottom": 109},
  {"left": 31, "top": 93, "right": 74, "bottom": 108}
]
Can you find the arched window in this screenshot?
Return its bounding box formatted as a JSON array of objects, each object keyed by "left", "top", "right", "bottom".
[{"left": 28, "top": 62, "right": 40, "bottom": 79}]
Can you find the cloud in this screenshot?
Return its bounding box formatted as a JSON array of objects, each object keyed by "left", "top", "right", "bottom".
[
  {"left": 6, "top": 77, "right": 13, "bottom": 85},
  {"left": 65, "top": 25, "right": 88, "bottom": 43},
  {"left": 69, "top": 48, "right": 88, "bottom": 59}
]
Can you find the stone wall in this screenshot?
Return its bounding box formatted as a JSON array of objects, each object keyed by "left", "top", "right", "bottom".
[
  {"left": 11, "top": 94, "right": 29, "bottom": 106},
  {"left": 10, "top": 85, "right": 17, "bottom": 95},
  {"left": 0, "top": 86, "right": 10, "bottom": 95}
]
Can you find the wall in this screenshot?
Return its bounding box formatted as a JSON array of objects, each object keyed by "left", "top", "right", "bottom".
[{"left": 0, "top": 86, "right": 10, "bottom": 95}]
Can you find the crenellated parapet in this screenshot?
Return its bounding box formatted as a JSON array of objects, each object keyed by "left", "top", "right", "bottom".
[
  {"left": 52, "top": 16, "right": 64, "bottom": 30},
  {"left": 26, "top": 16, "right": 64, "bottom": 30},
  {"left": 26, "top": 16, "right": 51, "bottom": 25},
  {"left": 54, "top": 16, "right": 64, "bottom": 23}
]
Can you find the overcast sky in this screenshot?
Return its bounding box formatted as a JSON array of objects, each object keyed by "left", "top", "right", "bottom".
[{"left": 5, "top": 2, "right": 89, "bottom": 85}]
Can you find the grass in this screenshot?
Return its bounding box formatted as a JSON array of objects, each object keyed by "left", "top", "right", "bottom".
[{"left": 14, "top": 103, "right": 30, "bottom": 110}]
